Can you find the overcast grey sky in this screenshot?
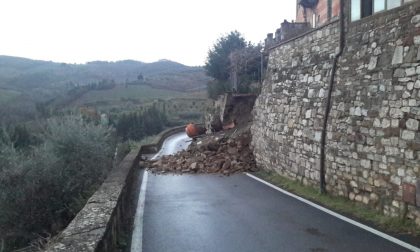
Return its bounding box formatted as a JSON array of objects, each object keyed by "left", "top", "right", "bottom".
[{"left": 0, "top": 0, "right": 295, "bottom": 66}]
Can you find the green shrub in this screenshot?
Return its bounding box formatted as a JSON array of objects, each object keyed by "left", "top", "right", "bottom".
[
  {"left": 0, "top": 116, "right": 115, "bottom": 250},
  {"left": 206, "top": 80, "right": 231, "bottom": 100},
  {"left": 114, "top": 106, "right": 167, "bottom": 141}
]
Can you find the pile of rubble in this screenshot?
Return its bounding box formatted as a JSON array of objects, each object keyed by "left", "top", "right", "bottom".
[{"left": 144, "top": 131, "right": 257, "bottom": 175}]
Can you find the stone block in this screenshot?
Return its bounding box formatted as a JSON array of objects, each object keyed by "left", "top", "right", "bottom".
[
  {"left": 361, "top": 159, "right": 371, "bottom": 169},
  {"left": 391, "top": 119, "right": 399, "bottom": 128},
  {"left": 363, "top": 196, "right": 370, "bottom": 205},
  {"left": 305, "top": 109, "right": 312, "bottom": 119},
  {"left": 398, "top": 77, "right": 411, "bottom": 83},
  {"left": 394, "top": 85, "right": 404, "bottom": 91},
  {"left": 362, "top": 170, "right": 369, "bottom": 178},
  {"left": 392, "top": 46, "right": 404, "bottom": 65},
  {"left": 402, "top": 130, "right": 415, "bottom": 140},
  {"left": 402, "top": 91, "right": 411, "bottom": 99},
  {"left": 382, "top": 119, "right": 391, "bottom": 128},
  {"left": 405, "top": 67, "right": 416, "bottom": 76},
  {"left": 417, "top": 48, "right": 420, "bottom": 61},
  {"left": 373, "top": 118, "right": 381, "bottom": 127},
  {"left": 393, "top": 68, "right": 405, "bottom": 78},
  {"left": 402, "top": 183, "right": 416, "bottom": 205},
  {"left": 411, "top": 14, "right": 420, "bottom": 25},
  {"left": 397, "top": 168, "right": 405, "bottom": 177},
  {"left": 353, "top": 107, "right": 362, "bottom": 116},
  {"left": 389, "top": 108, "right": 403, "bottom": 119},
  {"left": 314, "top": 131, "right": 322, "bottom": 142},
  {"left": 392, "top": 200, "right": 400, "bottom": 208},
  {"left": 370, "top": 193, "right": 379, "bottom": 202},
  {"left": 407, "top": 82, "right": 414, "bottom": 90},
  {"left": 391, "top": 176, "right": 402, "bottom": 186},
  {"left": 406, "top": 119, "right": 419, "bottom": 131},
  {"left": 405, "top": 150, "right": 414, "bottom": 160},
  {"left": 318, "top": 88, "right": 325, "bottom": 98},
  {"left": 368, "top": 56, "right": 378, "bottom": 70},
  {"left": 414, "top": 35, "right": 420, "bottom": 45},
  {"left": 308, "top": 89, "right": 315, "bottom": 98}
]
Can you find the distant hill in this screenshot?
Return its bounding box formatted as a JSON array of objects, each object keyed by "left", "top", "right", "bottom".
[
  {"left": 0, "top": 56, "right": 210, "bottom": 93},
  {"left": 0, "top": 56, "right": 211, "bottom": 124}
]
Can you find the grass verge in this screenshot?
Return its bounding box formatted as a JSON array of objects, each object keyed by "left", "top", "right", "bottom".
[{"left": 253, "top": 170, "right": 420, "bottom": 237}]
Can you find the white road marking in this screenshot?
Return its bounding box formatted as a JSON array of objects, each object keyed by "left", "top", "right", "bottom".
[
  {"left": 131, "top": 171, "right": 149, "bottom": 252},
  {"left": 131, "top": 133, "right": 189, "bottom": 251},
  {"left": 245, "top": 172, "right": 420, "bottom": 252}
]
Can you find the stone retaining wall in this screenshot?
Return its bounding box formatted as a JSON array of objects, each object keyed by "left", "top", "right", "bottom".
[
  {"left": 328, "top": 2, "right": 420, "bottom": 221},
  {"left": 44, "top": 126, "right": 186, "bottom": 251},
  {"left": 252, "top": 20, "right": 340, "bottom": 185},
  {"left": 252, "top": 1, "right": 420, "bottom": 225}
]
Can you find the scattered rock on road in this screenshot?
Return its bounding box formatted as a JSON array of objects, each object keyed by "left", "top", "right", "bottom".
[{"left": 142, "top": 131, "right": 257, "bottom": 175}]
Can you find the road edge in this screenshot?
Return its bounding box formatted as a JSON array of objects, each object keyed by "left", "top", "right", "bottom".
[
  {"left": 245, "top": 172, "right": 420, "bottom": 252},
  {"left": 131, "top": 171, "right": 149, "bottom": 252}
]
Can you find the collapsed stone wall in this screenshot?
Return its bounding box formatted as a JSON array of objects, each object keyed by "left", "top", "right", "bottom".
[
  {"left": 205, "top": 93, "right": 256, "bottom": 133},
  {"left": 252, "top": 1, "right": 420, "bottom": 225}
]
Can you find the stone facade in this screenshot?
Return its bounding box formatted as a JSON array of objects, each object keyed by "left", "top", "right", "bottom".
[
  {"left": 252, "top": 1, "right": 420, "bottom": 225},
  {"left": 296, "top": 0, "right": 341, "bottom": 28},
  {"left": 265, "top": 21, "right": 312, "bottom": 48}
]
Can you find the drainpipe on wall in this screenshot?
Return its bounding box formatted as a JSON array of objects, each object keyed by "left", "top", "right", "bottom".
[
  {"left": 260, "top": 48, "right": 264, "bottom": 84},
  {"left": 319, "top": 0, "right": 345, "bottom": 194}
]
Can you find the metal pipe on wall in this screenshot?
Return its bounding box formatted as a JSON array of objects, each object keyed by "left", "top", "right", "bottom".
[{"left": 319, "top": 0, "right": 346, "bottom": 194}]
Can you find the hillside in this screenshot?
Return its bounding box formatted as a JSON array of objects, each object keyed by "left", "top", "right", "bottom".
[
  {"left": 0, "top": 56, "right": 209, "bottom": 93},
  {"left": 0, "top": 56, "right": 211, "bottom": 123}
]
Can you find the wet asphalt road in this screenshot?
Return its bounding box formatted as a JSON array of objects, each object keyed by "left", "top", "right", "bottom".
[
  {"left": 151, "top": 132, "right": 191, "bottom": 159},
  {"left": 136, "top": 132, "right": 412, "bottom": 252},
  {"left": 143, "top": 174, "right": 410, "bottom": 252}
]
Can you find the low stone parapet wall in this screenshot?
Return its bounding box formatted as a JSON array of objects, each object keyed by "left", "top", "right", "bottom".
[{"left": 44, "top": 126, "right": 187, "bottom": 251}]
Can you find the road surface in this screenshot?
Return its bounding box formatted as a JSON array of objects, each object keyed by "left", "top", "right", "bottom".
[
  {"left": 132, "top": 132, "right": 416, "bottom": 252},
  {"left": 151, "top": 132, "right": 191, "bottom": 159}
]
